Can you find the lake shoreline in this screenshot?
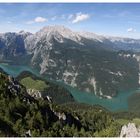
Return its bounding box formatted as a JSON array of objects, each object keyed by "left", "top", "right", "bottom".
[{"left": 0, "top": 63, "right": 139, "bottom": 112}]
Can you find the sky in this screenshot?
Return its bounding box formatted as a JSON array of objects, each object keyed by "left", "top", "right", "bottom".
[{"left": 0, "top": 3, "right": 140, "bottom": 38}]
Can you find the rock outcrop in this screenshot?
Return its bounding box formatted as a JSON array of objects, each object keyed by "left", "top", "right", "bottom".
[
  {"left": 120, "top": 123, "right": 140, "bottom": 137},
  {"left": 27, "top": 88, "right": 42, "bottom": 99}
]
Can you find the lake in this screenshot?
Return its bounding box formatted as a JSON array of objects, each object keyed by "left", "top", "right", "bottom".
[{"left": 0, "top": 63, "right": 139, "bottom": 112}]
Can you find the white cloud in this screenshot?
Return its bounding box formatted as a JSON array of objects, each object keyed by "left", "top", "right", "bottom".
[
  {"left": 72, "top": 13, "right": 90, "bottom": 24},
  {"left": 26, "top": 16, "right": 47, "bottom": 24},
  {"left": 127, "top": 27, "right": 136, "bottom": 33},
  {"left": 34, "top": 17, "right": 47, "bottom": 23}
]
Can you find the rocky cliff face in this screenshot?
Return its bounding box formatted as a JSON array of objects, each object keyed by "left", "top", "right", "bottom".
[
  {"left": 0, "top": 25, "right": 140, "bottom": 97},
  {"left": 120, "top": 123, "right": 140, "bottom": 137},
  {"left": 0, "top": 31, "right": 31, "bottom": 58}
]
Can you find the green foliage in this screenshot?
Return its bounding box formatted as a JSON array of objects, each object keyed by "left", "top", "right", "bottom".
[
  {"left": 20, "top": 77, "right": 48, "bottom": 91},
  {"left": 94, "top": 121, "right": 121, "bottom": 137},
  {"left": 0, "top": 71, "right": 140, "bottom": 137},
  {"left": 128, "top": 92, "right": 140, "bottom": 112},
  {"left": 17, "top": 71, "right": 75, "bottom": 104},
  {"left": 132, "top": 118, "right": 140, "bottom": 126}
]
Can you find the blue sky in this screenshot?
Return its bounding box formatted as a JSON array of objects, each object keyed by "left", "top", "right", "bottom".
[{"left": 0, "top": 3, "right": 140, "bottom": 38}]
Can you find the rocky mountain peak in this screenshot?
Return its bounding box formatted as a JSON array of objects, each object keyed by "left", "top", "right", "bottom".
[
  {"left": 18, "top": 30, "right": 32, "bottom": 37},
  {"left": 35, "top": 25, "right": 82, "bottom": 43},
  {"left": 78, "top": 31, "right": 106, "bottom": 42},
  {"left": 40, "top": 25, "right": 72, "bottom": 33}
]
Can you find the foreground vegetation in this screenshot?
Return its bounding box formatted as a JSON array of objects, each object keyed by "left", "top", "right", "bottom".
[
  {"left": 128, "top": 92, "right": 140, "bottom": 112},
  {"left": 0, "top": 70, "right": 140, "bottom": 137}
]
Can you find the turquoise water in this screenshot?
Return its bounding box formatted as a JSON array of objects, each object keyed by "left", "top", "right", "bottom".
[
  {"left": 66, "top": 87, "right": 138, "bottom": 111},
  {"left": 0, "top": 63, "right": 39, "bottom": 77},
  {"left": 0, "top": 63, "right": 139, "bottom": 111}
]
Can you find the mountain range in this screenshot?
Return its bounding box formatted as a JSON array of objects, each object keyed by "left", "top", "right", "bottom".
[{"left": 0, "top": 25, "right": 140, "bottom": 98}]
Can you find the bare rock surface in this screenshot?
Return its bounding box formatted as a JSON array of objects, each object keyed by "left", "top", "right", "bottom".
[{"left": 120, "top": 123, "right": 140, "bottom": 137}]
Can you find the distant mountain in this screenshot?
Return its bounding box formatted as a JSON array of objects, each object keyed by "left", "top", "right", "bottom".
[
  {"left": 79, "top": 31, "right": 140, "bottom": 51},
  {"left": 0, "top": 31, "right": 32, "bottom": 64},
  {"left": 0, "top": 25, "right": 140, "bottom": 98}
]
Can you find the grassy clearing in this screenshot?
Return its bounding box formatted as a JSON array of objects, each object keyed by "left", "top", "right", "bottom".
[
  {"left": 115, "top": 118, "right": 140, "bottom": 127},
  {"left": 132, "top": 118, "right": 140, "bottom": 126},
  {"left": 20, "top": 77, "right": 48, "bottom": 91},
  {"left": 115, "top": 119, "right": 130, "bottom": 126}
]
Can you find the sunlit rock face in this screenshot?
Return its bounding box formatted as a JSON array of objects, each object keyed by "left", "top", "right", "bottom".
[
  {"left": 120, "top": 123, "right": 140, "bottom": 137},
  {"left": 1, "top": 25, "right": 140, "bottom": 97}
]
